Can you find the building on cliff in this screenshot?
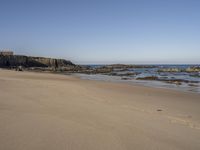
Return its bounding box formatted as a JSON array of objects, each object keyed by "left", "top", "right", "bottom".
[{"left": 0, "top": 50, "right": 14, "bottom": 56}]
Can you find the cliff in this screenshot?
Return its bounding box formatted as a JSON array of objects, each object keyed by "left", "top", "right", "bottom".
[{"left": 0, "top": 55, "right": 75, "bottom": 68}]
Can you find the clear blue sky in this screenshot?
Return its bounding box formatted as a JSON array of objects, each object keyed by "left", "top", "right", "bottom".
[{"left": 0, "top": 0, "right": 200, "bottom": 64}]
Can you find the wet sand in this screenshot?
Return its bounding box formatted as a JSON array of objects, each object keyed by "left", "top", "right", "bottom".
[{"left": 0, "top": 70, "right": 200, "bottom": 150}]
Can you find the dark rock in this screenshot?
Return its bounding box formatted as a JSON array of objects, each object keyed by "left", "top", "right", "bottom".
[
  {"left": 0, "top": 55, "right": 75, "bottom": 68},
  {"left": 77, "top": 66, "right": 113, "bottom": 74},
  {"left": 166, "top": 80, "right": 182, "bottom": 85},
  {"left": 190, "top": 74, "right": 200, "bottom": 78},
  {"left": 164, "top": 79, "right": 199, "bottom": 84},
  {"left": 107, "top": 72, "right": 138, "bottom": 77},
  {"left": 72, "top": 64, "right": 156, "bottom": 74},
  {"left": 121, "top": 77, "right": 131, "bottom": 80},
  {"left": 136, "top": 76, "right": 158, "bottom": 80},
  {"left": 136, "top": 76, "right": 199, "bottom": 85},
  {"left": 158, "top": 68, "right": 181, "bottom": 72},
  {"left": 105, "top": 64, "right": 156, "bottom": 69},
  {"left": 186, "top": 66, "right": 200, "bottom": 72},
  {"left": 157, "top": 109, "right": 163, "bottom": 112},
  {"left": 158, "top": 66, "right": 200, "bottom": 73},
  {"left": 188, "top": 83, "right": 198, "bottom": 87},
  {"left": 16, "top": 66, "right": 23, "bottom": 71}
]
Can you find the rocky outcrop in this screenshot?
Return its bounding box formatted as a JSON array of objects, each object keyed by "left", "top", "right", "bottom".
[
  {"left": 0, "top": 55, "right": 75, "bottom": 68},
  {"left": 136, "top": 76, "right": 158, "bottom": 80},
  {"left": 136, "top": 76, "right": 199, "bottom": 85},
  {"left": 158, "top": 66, "right": 200, "bottom": 73},
  {"left": 185, "top": 66, "right": 200, "bottom": 72},
  {"left": 158, "top": 68, "right": 181, "bottom": 72},
  {"left": 105, "top": 64, "right": 156, "bottom": 69},
  {"left": 76, "top": 64, "right": 156, "bottom": 74}
]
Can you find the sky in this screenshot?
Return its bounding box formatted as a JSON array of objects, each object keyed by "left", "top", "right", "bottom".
[{"left": 0, "top": 0, "right": 200, "bottom": 64}]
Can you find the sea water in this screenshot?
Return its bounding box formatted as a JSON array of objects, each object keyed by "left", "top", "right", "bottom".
[{"left": 74, "top": 65, "right": 200, "bottom": 93}]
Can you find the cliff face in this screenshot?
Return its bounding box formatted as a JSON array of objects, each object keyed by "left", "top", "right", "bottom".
[{"left": 0, "top": 55, "right": 75, "bottom": 68}]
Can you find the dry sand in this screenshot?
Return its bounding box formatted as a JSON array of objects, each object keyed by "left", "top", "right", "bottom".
[{"left": 0, "top": 69, "right": 200, "bottom": 150}]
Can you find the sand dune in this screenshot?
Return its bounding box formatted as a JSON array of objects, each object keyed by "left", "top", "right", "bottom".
[{"left": 0, "top": 70, "right": 200, "bottom": 150}]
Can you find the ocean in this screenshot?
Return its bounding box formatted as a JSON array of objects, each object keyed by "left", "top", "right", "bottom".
[{"left": 74, "top": 64, "right": 200, "bottom": 93}]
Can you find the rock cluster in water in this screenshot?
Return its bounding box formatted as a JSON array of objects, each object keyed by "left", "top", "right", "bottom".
[
  {"left": 136, "top": 76, "right": 199, "bottom": 85},
  {"left": 158, "top": 66, "right": 200, "bottom": 72},
  {"left": 76, "top": 64, "right": 156, "bottom": 74}
]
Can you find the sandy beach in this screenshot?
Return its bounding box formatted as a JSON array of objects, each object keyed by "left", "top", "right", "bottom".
[{"left": 0, "top": 69, "right": 200, "bottom": 150}]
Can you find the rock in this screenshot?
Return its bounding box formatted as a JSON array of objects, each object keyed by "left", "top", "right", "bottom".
[
  {"left": 0, "top": 55, "right": 75, "bottom": 68},
  {"left": 166, "top": 80, "right": 182, "bottom": 85},
  {"left": 190, "top": 74, "right": 200, "bottom": 78},
  {"left": 70, "top": 64, "right": 156, "bottom": 74},
  {"left": 121, "top": 77, "right": 131, "bottom": 80},
  {"left": 186, "top": 66, "right": 200, "bottom": 72},
  {"left": 77, "top": 66, "right": 113, "bottom": 74},
  {"left": 164, "top": 79, "right": 199, "bottom": 85},
  {"left": 136, "top": 76, "right": 158, "bottom": 80},
  {"left": 136, "top": 76, "right": 199, "bottom": 85},
  {"left": 105, "top": 64, "right": 156, "bottom": 69},
  {"left": 188, "top": 83, "right": 198, "bottom": 87},
  {"left": 157, "top": 109, "right": 163, "bottom": 112},
  {"left": 158, "top": 68, "right": 181, "bottom": 72},
  {"left": 107, "top": 72, "right": 139, "bottom": 77},
  {"left": 16, "top": 66, "right": 23, "bottom": 71},
  {"left": 158, "top": 66, "right": 200, "bottom": 73}
]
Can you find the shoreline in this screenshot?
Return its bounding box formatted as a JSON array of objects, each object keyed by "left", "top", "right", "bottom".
[
  {"left": 1, "top": 68, "right": 199, "bottom": 94},
  {"left": 72, "top": 73, "right": 200, "bottom": 95}
]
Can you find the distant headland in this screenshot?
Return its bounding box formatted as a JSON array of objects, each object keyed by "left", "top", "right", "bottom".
[{"left": 0, "top": 50, "right": 77, "bottom": 72}]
